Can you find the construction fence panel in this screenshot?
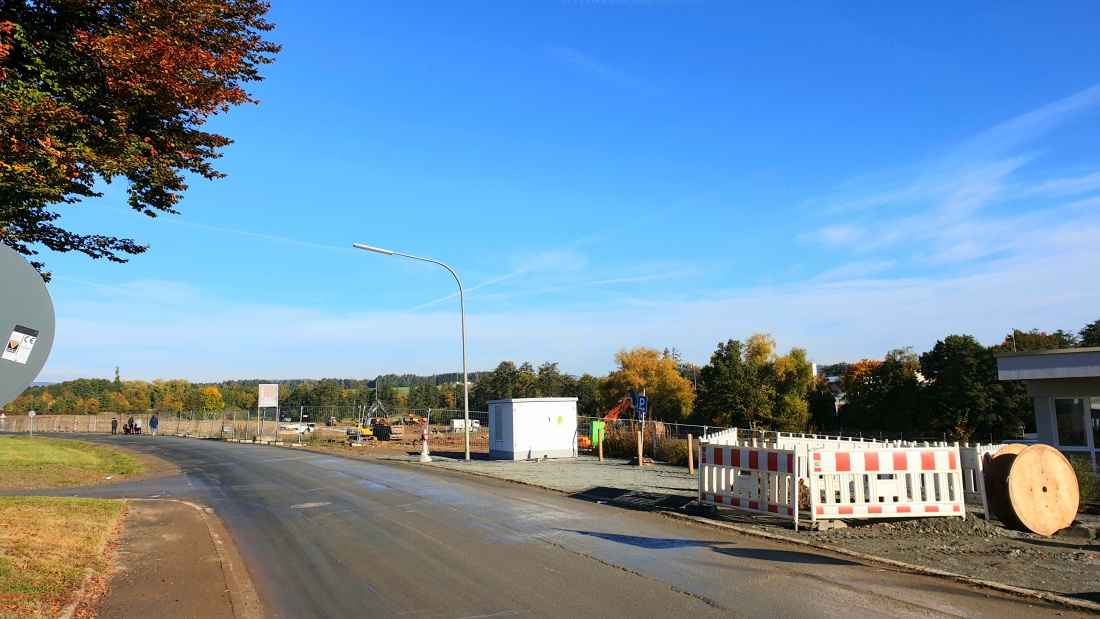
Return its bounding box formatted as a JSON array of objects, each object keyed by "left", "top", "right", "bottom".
[
  {"left": 960, "top": 443, "right": 1007, "bottom": 520},
  {"left": 699, "top": 443, "right": 801, "bottom": 530},
  {"left": 809, "top": 446, "right": 965, "bottom": 523}
]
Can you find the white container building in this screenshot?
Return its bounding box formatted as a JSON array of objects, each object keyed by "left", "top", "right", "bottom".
[{"left": 488, "top": 397, "right": 578, "bottom": 460}]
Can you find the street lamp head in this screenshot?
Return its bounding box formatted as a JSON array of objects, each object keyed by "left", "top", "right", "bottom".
[{"left": 353, "top": 243, "right": 395, "bottom": 255}]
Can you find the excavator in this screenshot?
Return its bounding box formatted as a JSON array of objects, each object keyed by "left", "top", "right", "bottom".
[
  {"left": 601, "top": 392, "right": 637, "bottom": 422},
  {"left": 347, "top": 400, "right": 405, "bottom": 442},
  {"left": 579, "top": 390, "right": 639, "bottom": 449}
]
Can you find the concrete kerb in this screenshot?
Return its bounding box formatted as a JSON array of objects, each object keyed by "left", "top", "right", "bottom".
[
  {"left": 173, "top": 499, "right": 265, "bottom": 619},
  {"left": 178, "top": 438, "right": 1100, "bottom": 614}
]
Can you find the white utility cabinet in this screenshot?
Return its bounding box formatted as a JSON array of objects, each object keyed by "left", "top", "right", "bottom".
[{"left": 488, "top": 397, "right": 578, "bottom": 460}]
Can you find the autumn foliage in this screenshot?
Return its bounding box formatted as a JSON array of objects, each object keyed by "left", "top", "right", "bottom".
[{"left": 0, "top": 0, "right": 280, "bottom": 277}]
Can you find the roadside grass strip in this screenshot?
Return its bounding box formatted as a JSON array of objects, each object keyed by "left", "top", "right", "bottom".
[
  {"left": 0, "top": 497, "right": 124, "bottom": 618},
  {"left": 0, "top": 436, "right": 148, "bottom": 490}
]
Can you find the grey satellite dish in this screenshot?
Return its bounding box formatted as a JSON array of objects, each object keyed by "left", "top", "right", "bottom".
[{"left": 0, "top": 243, "right": 55, "bottom": 408}]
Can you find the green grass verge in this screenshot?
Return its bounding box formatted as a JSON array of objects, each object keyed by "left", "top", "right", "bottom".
[
  {"left": 0, "top": 436, "right": 148, "bottom": 489},
  {"left": 0, "top": 497, "right": 124, "bottom": 617}
]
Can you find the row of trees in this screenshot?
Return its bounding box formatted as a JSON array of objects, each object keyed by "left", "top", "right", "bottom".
[
  {"left": 820, "top": 319, "right": 1100, "bottom": 440},
  {"left": 10, "top": 319, "right": 1099, "bottom": 442},
  {"left": 8, "top": 371, "right": 479, "bottom": 415}
]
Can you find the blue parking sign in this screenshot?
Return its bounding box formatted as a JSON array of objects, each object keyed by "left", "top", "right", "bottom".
[{"left": 637, "top": 395, "right": 648, "bottom": 418}]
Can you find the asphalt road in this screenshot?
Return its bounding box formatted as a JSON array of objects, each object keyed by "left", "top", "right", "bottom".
[{"left": 12, "top": 435, "right": 1091, "bottom": 618}]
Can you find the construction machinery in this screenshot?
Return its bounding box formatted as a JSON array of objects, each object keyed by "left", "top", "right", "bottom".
[
  {"left": 581, "top": 391, "right": 639, "bottom": 449},
  {"left": 601, "top": 392, "right": 638, "bottom": 422},
  {"left": 347, "top": 400, "right": 405, "bottom": 441}
]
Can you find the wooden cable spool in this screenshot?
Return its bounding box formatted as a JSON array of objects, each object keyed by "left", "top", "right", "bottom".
[
  {"left": 985, "top": 443, "right": 1026, "bottom": 530},
  {"left": 1006, "top": 444, "right": 1080, "bottom": 536}
]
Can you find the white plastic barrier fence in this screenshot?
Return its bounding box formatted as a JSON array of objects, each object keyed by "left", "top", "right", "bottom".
[
  {"left": 703, "top": 428, "right": 741, "bottom": 446},
  {"left": 959, "top": 443, "right": 1006, "bottom": 520},
  {"left": 699, "top": 444, "right": 801, "bottom": 530},
  {"left": 809, "top": 446, "right": 965, "bottom": 522}
]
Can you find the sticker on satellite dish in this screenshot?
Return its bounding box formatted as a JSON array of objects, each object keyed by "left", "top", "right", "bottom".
[{"left": 2, "top": 325, "right": 38, "bottom": 365}]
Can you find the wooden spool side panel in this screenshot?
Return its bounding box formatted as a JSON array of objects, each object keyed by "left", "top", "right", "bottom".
[
  {"left": 985, "top": 444, "right": 1026, "bottom": 530},
  {"left": 1007, "top": 444, "right": 1080, "bottom": 536}
]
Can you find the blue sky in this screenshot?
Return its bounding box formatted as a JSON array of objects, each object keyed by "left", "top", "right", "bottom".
[{"left": 36, "top": 1, "right": 1100, "bottom": 383}]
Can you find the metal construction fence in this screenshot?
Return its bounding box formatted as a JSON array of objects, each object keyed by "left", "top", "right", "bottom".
[
  {"left": 2, "top": 411, "right": 732, "bottom": 459},
  {"left": 0, "top": 408, "right": 494, "bottom": 445}
]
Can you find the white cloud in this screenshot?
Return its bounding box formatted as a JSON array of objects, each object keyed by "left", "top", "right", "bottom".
[
  {"left": 39, "top": 229, "right": 1100, "bottom": 383},
  {"left": 1029, "top": 170, "right": 1100, "bottom": 197}
]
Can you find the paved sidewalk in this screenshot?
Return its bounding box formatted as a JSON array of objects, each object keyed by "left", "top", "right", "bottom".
[{"left": 79, "top": 500, "right": 262, "bottom": 619}]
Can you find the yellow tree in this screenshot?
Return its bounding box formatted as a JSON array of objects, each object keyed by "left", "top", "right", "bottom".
[
  {"left": 237, "top": 390, "right": 257, "bottom": 411},
  {"left": 199, "top": 386, "right": 225, "bottom": 412},
  {"left": 599, "top": 348, "right": 695, "bottom": 421},
  {"left": 772, "top": 347, "right": 814, "bottom": 432},
  {"left": 107, "top": 392, "right": 128, "bottom": 412},
  {"left": 695, "top": 333, "right": 813, "bottom": 431},
  {"left": 122, "top": 380, "right": 151, "bottom": 412},
  {"left": 152, "top": 379, "right": 190, "bottom": 411}
]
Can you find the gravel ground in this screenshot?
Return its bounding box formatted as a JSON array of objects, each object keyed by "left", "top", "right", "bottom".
[{"left": 332, "top": 444, "right": 1100, "bottom": 607}]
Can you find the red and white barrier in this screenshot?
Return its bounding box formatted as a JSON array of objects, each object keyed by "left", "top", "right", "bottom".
[
  {"left": 809, "top": 446, "right": 964, "bottom": 523},
  {"left": 960, "top": 443, "right": 1007, "bottom": 520},
  {"left": 698, "top": 444, "right": 801, "bottom": 530}
]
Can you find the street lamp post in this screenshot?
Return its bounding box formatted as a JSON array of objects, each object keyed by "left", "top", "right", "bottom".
[{"left": 353, "top": 243, "right": 471, "bottom": 460}]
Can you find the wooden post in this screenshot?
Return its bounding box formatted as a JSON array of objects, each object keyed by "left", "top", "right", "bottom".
[
  {"left": 688, "top": 434, "right": 694, "bottom": 474},
  {"left": 637, "top": 431, "right": 644, "bottom": 468},
  {"left": 598, "top": 430, "right": 604, "bottom": 462}
]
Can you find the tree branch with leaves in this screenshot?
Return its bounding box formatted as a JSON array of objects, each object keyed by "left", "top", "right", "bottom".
[{"left": 0, "top": 0, "right": 280, "bottom": 278}]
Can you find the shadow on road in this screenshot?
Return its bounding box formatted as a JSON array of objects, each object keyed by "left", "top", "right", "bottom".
[
  {"left": 563, "top": 529, "right": 722, "bottom": 550},
  {"left": 711, "top": 546, "right": 861, "bottom": 566},
  {"left": 569, "top": 486, "right": 695, "bottom": 511},
  {"left": 561, "top": 529, "right": 862, "bottom": 567}
]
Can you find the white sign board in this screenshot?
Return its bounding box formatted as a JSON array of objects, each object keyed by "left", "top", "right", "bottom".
[
  {"left": 258, "top": 383, "right": 279, "bottom": 408},
  {"left": 2, "top": 325, "right": 38, "bottom": 365}
]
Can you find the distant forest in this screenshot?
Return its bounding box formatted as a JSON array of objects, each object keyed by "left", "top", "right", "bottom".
[{"left": 7, "top": 370, "right": 498, "bottom": 417}]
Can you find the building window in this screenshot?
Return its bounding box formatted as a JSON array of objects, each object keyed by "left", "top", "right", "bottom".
[
  {"left": 1092, "top": 397, "right": 1100, "bottom": 449},
  {"left": 1054, "top": 398, "right": 1087, "bottom": 447}
]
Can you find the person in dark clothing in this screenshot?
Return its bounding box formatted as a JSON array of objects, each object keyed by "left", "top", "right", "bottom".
[
  {"left": 111, "top": 418, "right": 118, "bottom": 435},
  {"left": 127, "top": 416, "right": 135, "bottom": 435},
  {"left": 149, "top": 414, "right": 159, "bottom": 436}
]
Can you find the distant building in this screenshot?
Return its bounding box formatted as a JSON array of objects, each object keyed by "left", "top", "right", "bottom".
[{"left": 995, "top": 347, "right": 1100, "bottom": 466}]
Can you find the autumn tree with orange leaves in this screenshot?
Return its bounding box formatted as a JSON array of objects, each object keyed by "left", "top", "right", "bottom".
[
  {"left": 0, "top": 0, "right": 280, "bottom": 278},
  {"left": 838, "top": 349, "right": 923, "bottom": 432}
]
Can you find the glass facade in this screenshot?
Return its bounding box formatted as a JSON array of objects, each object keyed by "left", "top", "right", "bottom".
[{"left": 1054, "top": 398, "right": 1087, "bottom": 447}]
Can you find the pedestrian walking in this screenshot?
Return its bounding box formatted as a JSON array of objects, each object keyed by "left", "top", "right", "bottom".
[
  {"left": 111, "top": 418, "right": 118, "bottom": 435},
  {"left": 150, "top": 414, "right": 159, "bottom": 436},
  {"left": 135, "top": 416, "right": 143, "bottom": 435}
]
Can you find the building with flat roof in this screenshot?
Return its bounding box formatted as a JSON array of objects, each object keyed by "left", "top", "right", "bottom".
[{"left": 996, "top": 347, "right": 1100, "bottom": 465}]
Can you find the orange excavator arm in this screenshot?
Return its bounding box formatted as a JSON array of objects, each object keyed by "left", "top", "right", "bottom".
[{"left": 601, "top": 396, "right": 633, "bottom": 422}]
